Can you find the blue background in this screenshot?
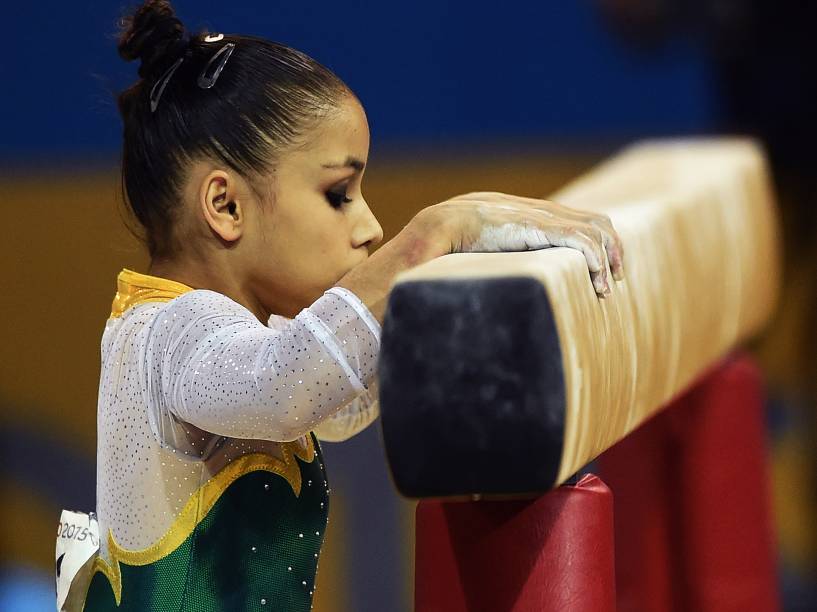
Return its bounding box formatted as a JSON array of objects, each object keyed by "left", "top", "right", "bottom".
[{"left": 3, "top": 0, "right": 715, "bottom": 165}]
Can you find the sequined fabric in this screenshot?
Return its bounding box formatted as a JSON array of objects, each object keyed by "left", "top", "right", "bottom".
[{"left": 84, "top": 270, "right": 380, "bottom": 610}]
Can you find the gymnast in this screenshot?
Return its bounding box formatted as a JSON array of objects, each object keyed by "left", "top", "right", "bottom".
[{"left": 61, "top": 1, "right": 624, "bottom": 610}]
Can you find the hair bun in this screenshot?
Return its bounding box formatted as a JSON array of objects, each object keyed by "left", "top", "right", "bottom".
[{"left": 118, "top": 0, "right": 187, "bottom": 79}]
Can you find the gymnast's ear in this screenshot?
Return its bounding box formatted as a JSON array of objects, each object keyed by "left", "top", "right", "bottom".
[{"left": 199, "top": 170, "right": 244, "bottom": 243}]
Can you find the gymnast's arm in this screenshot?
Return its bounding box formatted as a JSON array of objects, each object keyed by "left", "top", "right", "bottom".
[
  {"left": 267, "top": 295, "right": 382, "bottom": 443},
  {"left": 147, "top": 286, "right": 382, "bottom": 443}
]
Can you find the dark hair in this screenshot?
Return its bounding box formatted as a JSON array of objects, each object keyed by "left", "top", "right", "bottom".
[{"left": 117, "top": 0, "right": 350, "bottom": 257}]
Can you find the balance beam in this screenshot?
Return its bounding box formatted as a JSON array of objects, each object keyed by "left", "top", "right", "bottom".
[{"left": 378, "top": 138, "right": 780, "bottom": 496}]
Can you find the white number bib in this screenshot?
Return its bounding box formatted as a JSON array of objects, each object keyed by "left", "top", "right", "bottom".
[{"left": 55, "top": 510, "right": 99, "bottom": 611}]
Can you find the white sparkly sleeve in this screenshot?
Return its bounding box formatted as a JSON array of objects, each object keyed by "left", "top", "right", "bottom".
[
  {"left": 146, "top": 288, "right": 381, "bottom": 442},
  {"left": 267, "top": 288, "right": 381, "bottom": 443}
]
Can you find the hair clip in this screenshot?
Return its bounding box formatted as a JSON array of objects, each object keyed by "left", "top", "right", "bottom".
[
  {"left": 149, "top": 56, "right": 185, "bottom": 113},
  {"left": 197, "top": 42, "right": 235, "bottom": 89}
]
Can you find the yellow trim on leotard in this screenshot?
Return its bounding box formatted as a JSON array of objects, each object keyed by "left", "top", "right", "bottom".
[
  {"left": 110, "top": 268, "right": 194, "bottom": 318},
  {"left": 92, "top": 440, "right": 316, "bottom": 605}
]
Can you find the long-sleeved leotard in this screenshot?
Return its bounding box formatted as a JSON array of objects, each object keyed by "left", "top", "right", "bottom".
[
  {"left": 82, "top": 269, "right": 381, "bottom": 612},
  {"left": 146, "top": 285, "right": 381, "bottom": 445}
]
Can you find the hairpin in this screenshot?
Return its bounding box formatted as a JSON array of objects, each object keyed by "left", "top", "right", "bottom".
[
  {"left": 197, "top": 43, "right": 235, "bottom": 89},
  {"left": 149, "top": 38, "right": 234, "bottom": 113},
  {"left": 149, "top": 56, "right": 185, "bottom": 113}
]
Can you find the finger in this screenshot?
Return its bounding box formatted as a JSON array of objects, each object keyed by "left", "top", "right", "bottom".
[
  {"left": 606, "top": 233, "right": 625, "bottom": 282},
  {"left": 561, "top": 210, "right": 624, "bottom": 282},
  {"left": 542, "top": 222, "right": 609, "bottom": 296},
  {"left": 592, "top": 219, "right": 625, "bottom": 282},
  {"left": 575, "top": 229, "right": 610, "bottom": 296}
]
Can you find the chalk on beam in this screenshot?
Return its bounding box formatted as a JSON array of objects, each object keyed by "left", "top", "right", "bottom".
[{"left": 378, "top": 139, "right": 780, "bottom": 499}]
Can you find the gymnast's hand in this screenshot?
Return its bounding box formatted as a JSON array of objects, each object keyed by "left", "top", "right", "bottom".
[
  {"left": 422, "top": 191, "right": 625, "bottom": 296},
  {"left": 338, "top": 191, "right": 624, "bottom": 321}
]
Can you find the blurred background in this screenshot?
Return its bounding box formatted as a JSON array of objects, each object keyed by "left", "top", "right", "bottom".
[{"left": 2, "top": 1, "right": 815, "bottom": 610}]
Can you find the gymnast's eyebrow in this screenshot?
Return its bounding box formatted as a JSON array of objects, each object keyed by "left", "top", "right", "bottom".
[{"left": 321, "top": 156, "right": 366, "bottom": 172}]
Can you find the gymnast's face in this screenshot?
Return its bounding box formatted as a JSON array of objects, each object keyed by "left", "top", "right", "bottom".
[
  {"left": 245, "top": 95, "right": 383, "bottom": 318},
  {"left": 184, "top": 94, "right": 381, "bottom": 319}
]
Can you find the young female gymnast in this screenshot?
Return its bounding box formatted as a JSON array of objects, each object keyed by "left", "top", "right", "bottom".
[{"left": 62, "top": 1, "right": 624, "bottom": 609}]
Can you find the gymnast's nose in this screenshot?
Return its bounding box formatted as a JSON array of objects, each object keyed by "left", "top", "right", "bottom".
[{"left": 352, "top": 198, "right": 384, "bottom": 251}]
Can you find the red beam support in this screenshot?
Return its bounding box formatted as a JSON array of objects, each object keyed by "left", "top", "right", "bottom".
[
  {"left": 415, "top": 474, "right": 616, "bottom": 612},
  {"left": 598, "top": 354, "right": 780, "bottom": 612}
]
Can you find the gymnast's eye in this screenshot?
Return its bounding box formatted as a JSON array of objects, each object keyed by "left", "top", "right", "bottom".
[{"left": 325, "top": 185, "right": 353, "bottom": 209}]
